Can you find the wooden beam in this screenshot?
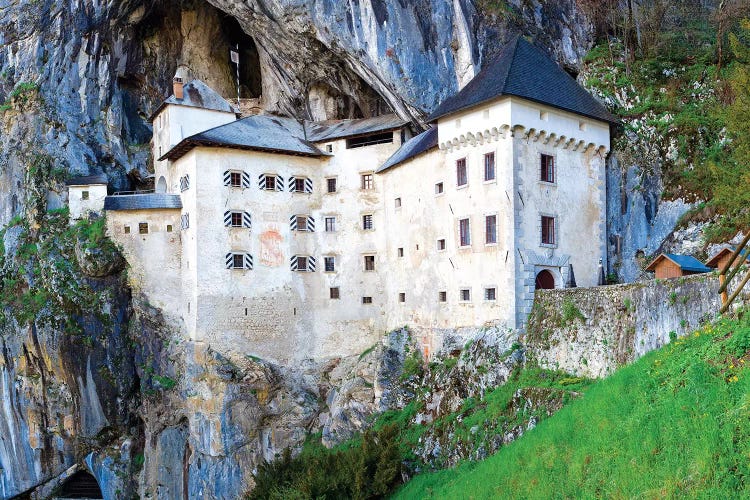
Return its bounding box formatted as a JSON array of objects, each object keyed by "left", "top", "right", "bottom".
[
  {"left": 719, "top": 259, "right": 747, "bottom": 294},
  {"left": 720, "top": 266, "right": 750, "bottom": 314},
  {"left": 719, "top": 232, "right": 750, "bottom": 275}
]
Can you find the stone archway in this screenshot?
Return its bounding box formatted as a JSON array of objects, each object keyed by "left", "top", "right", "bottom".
[
  {"left": 535, "top": 269, "right": 556, "bottom": 290},
  {"left": 57, "top": 470, "right": 103, "bottom": 499}
]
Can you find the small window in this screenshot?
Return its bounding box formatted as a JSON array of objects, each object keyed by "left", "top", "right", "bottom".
[
  {"left": 456, "top": 158, "right": 467, "bottom": 187},
  {"left": 439, "top": 291, "right": 447, "bottom": 302},
  {"left": 259, "top": 173, "right": 283, "bottom": 191},
  {"left": 81, "top": 190, "right": 90, "bottom": 200},
  {"left": 364, "top": 255, "right": 375, "bottom": 271},
  {"left": 394, "top": 197, "right": 401, "bottom": 208},
  {"left": 485, "top": 215, "right": 497, "bottom": 244},
  {"left": 397, "top": 247, "right": 404, "bottom": 257},
  {"left": 437, "top": 239, "right": 446, "bottom": 251},
  {"left": 297, "top": 256, "right": 308, "bottom": 270},
  {"left": 460, "top": 288, "right": 471, "bottom": 302},
  {"left": 181, "top": 213, "right": 190, "bottom": 230},
  {"left": 324, "top": 256, "right": 335, "bottom": 272},
  {"left": 139, "top": 223, "right": 149, "bottom": 235},
  {"left": 327, "top": 178, "right": 337, "bottom": 193},
  {"left": 166, "top": 225, "right": 173, "bottom": 233},
  {"left": 180, "top": 175, "right": 191, "bottom": 192},
  {"left": 459, "top": 218, "right": 470, "bottom": 247},
  {"left": 296, "top": 215, "right": 308, "bottom": 232},
  {"left": 265, "top": 176, "right": 276, "bottom": 191},
  {"left": 362, "top": 214, "right": 373, "bottom": 230},
  {"left": 230, "top": 172, "right": 242, "bottom": 187},
  {"left": 346, "top": 132, "right": 393, "bottom": 149},
  {"left": 325, "top": 216, "right": 336, "bottom": 232},
  {"left": 232, "top": 254, "right": 244, "bottom": 269},
  {"left": 485, "top": 287, "right": 496, "bottom": 301},
  {"left": 225, "top": 211, "right": 251, "bottom": 229},
  {"left": 330, "top": 287, "right": 340, "bottom": 299},
  {"left": 291, "top": 255, "right": 315, "bottom": 272},
  {"left": 362, "top": 296, "right": 373, "bottom": 304},
  {"left": 361, "top": 173, "right": 374, "bottom": 190},
  {"left": 124, "top": 225, "right": 131, "bottom": 234},
  {"left": 295, "top": 178, "right": 306, "bottom": 192},
  {"left": 326, "top": 144, "right": 333, "bottom": 153},
  {"left": 541, "top": 154, "right": 555, "bottom": 183},
  {"left": 399, "top": 292, "right": 406, "bottom": 303},
  {"left": 435, "top": 182, "right": 444, "bottom": 195},
  {"left": 231, "top": 212, "right": 243, "bottom": 227},
  {"left": 541, "top": 216, "right": 556, "bottom": 245},
  {"left": 484, "top": 152, "right": 495, "bottom": 181}
]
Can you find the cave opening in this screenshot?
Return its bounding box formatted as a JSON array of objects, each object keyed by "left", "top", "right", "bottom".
[
  {"left": 57, "top": 471, "right": 104, "bottom": 499},
  {"left": 219, "top": 14, "right": 262, "bottom": 99}
]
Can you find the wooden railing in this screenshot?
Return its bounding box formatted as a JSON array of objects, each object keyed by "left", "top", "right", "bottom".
[{"left": 719, "top": 232, "right": 750, "bottom": 313}]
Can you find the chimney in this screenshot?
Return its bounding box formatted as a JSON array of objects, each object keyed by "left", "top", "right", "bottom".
[{"left": 173, "top": 77, "right": 184, "bottom": 100}]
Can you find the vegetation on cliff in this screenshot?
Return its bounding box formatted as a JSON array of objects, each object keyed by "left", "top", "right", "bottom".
[{"left": 396, "top": 311, "right": 750, "bottom": 498}]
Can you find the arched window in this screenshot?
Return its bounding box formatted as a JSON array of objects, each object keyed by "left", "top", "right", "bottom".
[
  {"left": 156, "top": 176, "right": 167, "bottom": 193},
  {"left": 535, "top": 270, "right": 555, "bottom": 290}
]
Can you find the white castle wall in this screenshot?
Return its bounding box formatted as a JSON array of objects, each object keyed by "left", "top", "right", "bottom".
[{"left": 68, "top": 184, "right": 108, "bottom": 220}]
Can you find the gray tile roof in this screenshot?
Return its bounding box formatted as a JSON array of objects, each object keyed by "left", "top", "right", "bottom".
[
  {"left": 306, "top": 114, "right": 406, "bottom": 142},
  {"left": 161, "top": 115, "right": 325, "bottom": 161},
  {"left": 428, "top": 36, "right": 618, "bottom": 124},
  {"left": 66, "top": 174, "right": 108, "bottom": 186},
  {"left": 646, "top": 253, "right": 713, "bottom": 274},
  {"left": 104, "top": 194, "right": 182, "bottom": 211},
  {"left": 377, "top": 127, "right": 438, "bottom": 173},
  {"left": 149, "top": 79, "right": 238, "bottom": 122}
]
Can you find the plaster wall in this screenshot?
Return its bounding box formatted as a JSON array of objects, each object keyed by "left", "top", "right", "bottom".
[{"left": 68, "top": 184, "right": 107, "bottom": 220}]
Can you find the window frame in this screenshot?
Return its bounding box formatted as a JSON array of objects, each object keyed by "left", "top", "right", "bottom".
[
  {"left": 330, "top": 287, "right": 340, "bottom": 299},
  {"left": 456, "top": 158, "right": 468, "bottom": 187},
  {"left": 398, "top": 292, "right": 406, "bottom": 303},
  {"left": 458, "top": 217, "right": 471, "bottom": 247},
  {"left": 435, "top": 182, "right": 444, "bottom": 195},
  {"left": 326, "top": 177, "right": 337, "bottom": 193},
  {"left": 485, "top": 214, "right": 497, "bottom": 245},
  {"left": 484, "top": 287, "right": 497, "bottom": 301},
  {"left": 324, "top": 256, "right": 336, "bottom": 273},
  {"left": 232, "top": 254, "right": 245, "bottom": 269},
  {"left": 81, "top": 190, "right": 90, "bottom": 200},
  {"left": 362, "top": 214, "right": 373, "bottom": 231},
  {"left": 483, "top": 152, "right": 496, "bottom": 182},
  {"left": 438, "top": 291, "right": 447, "bottom": 303},
  {"left": 541, "top": 215, "right": 557, "bottom": 246},
  {"left": 459, "top": 288, "right": 472, "bottom": 302},
  {"left": 230, "top": 171, "right": 243, "bottom": 188},
  {"left": 361, "top": 173, "right": 374, "bottom": 190},
  {"left": 362, "top": 296, "right": 373, "bottom": 304},
  {"left": 363, "top": 255, "right": 376, "bottom": 272},
  {"left": 138, "top": 222, "right": 149, "bottom": 235},
  {"left": 437, "top": 239, "right": 446, "bottom": 251},
  {"left": 541, "top": 154, "right": 555, "bottom": 184},
  {"left": 324, "top": 216, "right": 336, "bottom": 232}
]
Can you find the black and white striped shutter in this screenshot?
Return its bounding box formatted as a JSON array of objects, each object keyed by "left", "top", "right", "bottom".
[
  {"left": 244, "top": 254, "right": 254, "bottom": 270},
  {"left": 184, "top": 174, "right": 190, "bottom": 190},
  {"left": 224, "top": 211, "right": 232, "bottom": 227},
  {"left": 225, "top": 253, "right": 234, "bottom": 269},
  {"left": 223, "top": 170, "right": 231, "bottom": 186},
  {"left": 307, "top": 216, "right": 315, "bottom": 232},
  {"left": 307, "top": 256, "right": 316, "bottom": 272},
  {"left": 276, "top": 175, "right": 284, "bottom": 191},
  {"left": 181, "top": 213, "right": 190, "bottom": 230},
  {"left": 304, "top": 178, "right": 313, "bottom": 193},
  {"left": 243, "top": 212, "right": 252, "bottom": 229},
  {"left": 290, "top": 256, "right": 299, "bottom": 271},
  {"left": 289, "top": 215, "right": 298, "bottom": 231},
  {"left": 258, "top": 174, "right": 266, "bottom": 190},
  {"left": 242, "top": 172, "right": 251, "bottom": 189},
  {"left": 288, "top": 177, "right": 296, "bottom": 192}
]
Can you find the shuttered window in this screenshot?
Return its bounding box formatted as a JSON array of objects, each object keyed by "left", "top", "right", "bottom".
[
  {"left": 225, "top": 252, "right": 254, "bottom": 270},
  {"left": 259, "top": 174, "right": 284, "bottom": 191},
  {"left": 290, "top": 255, "right": 316, "bottom": 272},
  {"left": 290, "top": 215, "right": 315, "bottom": 232},
  {"left": 289, "top": 176, "right": 313, "bottom": 193},
  {"left": 224, "top": 170, "right": 251, "bottom": 188},
  {"left": 224, "top": 211, "right": 252, "bottom": 229}
]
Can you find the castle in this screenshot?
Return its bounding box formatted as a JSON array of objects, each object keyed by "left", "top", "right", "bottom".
[{"left": 67, "top": 37, "right": 614, "bottom": 362}]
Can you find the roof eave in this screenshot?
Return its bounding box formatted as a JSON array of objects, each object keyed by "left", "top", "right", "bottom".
[
  {"left": 311, "top": 123, "right": 407, "bottom": 143},
  {"left": 161, "top": 139, "right": 324, "bottom": 162}
]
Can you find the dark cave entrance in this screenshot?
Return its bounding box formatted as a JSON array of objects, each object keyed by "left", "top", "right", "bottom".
[
  {"left": 57, "top": 471, "right": 104, "bottom": 499},
  {"left": 220, "top": 14, "right": 262, "bottom": 99}
]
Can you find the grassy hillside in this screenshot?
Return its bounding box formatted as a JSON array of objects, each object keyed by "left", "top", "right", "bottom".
[{"left": 394, "top": 312, "right": 750, "bottom": 498}]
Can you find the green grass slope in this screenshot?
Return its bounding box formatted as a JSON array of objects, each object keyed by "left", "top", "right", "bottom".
[{"left": 395, "top": 313, "right": 750, "bottom": 499}]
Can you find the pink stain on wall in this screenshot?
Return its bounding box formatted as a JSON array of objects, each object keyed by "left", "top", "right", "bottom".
[{"left": 260, "top": 227, "right": 283, "bottom": 267}]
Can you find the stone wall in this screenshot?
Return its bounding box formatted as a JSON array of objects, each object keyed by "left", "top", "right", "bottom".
[{"left": 524, "top": 273, "right": 746, "bottom": 378}]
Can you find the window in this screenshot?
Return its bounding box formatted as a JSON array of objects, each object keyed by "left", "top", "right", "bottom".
[
  {"left": 290, "top": 215, "right": 315, "bottom": 232},
  {"left": 397, "top": 247, "right": 404, "bottom": 257},
  {"left": 166, "top": 225, "right": 173, "bottom": 233},
  {"left": 394, "top": 197, "right": 401, "bottom": 208},
  {"left": 437, "top": 239, "right": 446, "bottom": 251},
  {"left": 485, "top": 287, "right": 496, "bottom": 301},
  {"left": 456, "top": 158, "right": 467, "bottom": 186},
  {"left": 265, "top": 176, "right": 276, "bottom": 191},
  {"left": 362, "top": 214, "right": 373, "bottom": 230},
  {"left": 259, "top": 174, "right": 283, "bottom": 191},
  {"left": 327, "top": 178, "right": 337, "bottom": 193},
  {"left": 224, "top": 211, "right": 251, "bottom": 229},
  {"left": 459, "top": 218, "right": 470, "bottom": 247},
  {"left": 485, "top": 215, "right": 497, "bottom": 244},
  {"left": 361, "top": 173, "right": 374, "bottom": 190},
  {"left": 124, "top": 225, "right": 131, "bottom": 234},
  {"left": 330, "top": 287, "right": 340, "bottom": 299},
  {"left": 460, "top": 288, "right": 471, "bottom": 302},
  {"left": 324, "top": 256, "right": 335, "bottom": 272},
  {"left": 81, "top": 190, "right": 89, "bottom": 200},
  {"left": 346, "top": 132, "right": 393, "bottom": 149},
  {"left": 289, "top": 176, "right": 312, "bottom": 193},
  {"left": 364, "top": 255, "right": 375, "bottom": 271},
  {"left": 439, "top": 291, "right": 447, "bottom": 302},
  {"left": 541, "top": 216, "right": 556, "bottom": 245},
  {"left": 541, "top": 154, "right": 555, "bottom": 183},
  {"left": 139, "top": 223, "right": 149, "bottom": 234},
  {"left": 291, "top": 255, "right": 316, "bottom": 272},
  {"left": 230, "top": 172, "right": 242, "bottom": 187},
  {"left": 362, "top": 296, "right": 373, "bottom": 304},
  {"left": 325, "top": 216, "right": 336, "bottom": 232},
  {"left": 484, "top": 152, "right": 495, "bottom": 181},
  {"left": 435, "top": 182, "right": 444, "bottom": 195},
  {"left": 179, "top": 175, "right": 190, "bottom": 192},
  {"left": 399, "top": 292, "right": 406, "bottom": 303},
  {"left": 181, "top": 213, "right": 190, "bottom": 230},
  {"left": 225, "top": 252, "right": 254, "bottom": 270},
  {"left": 225, "top": 170, "right": 250, "bottom": 189},
  {"left": 326, "top": 144, "right": 333, "bottom": 153}
]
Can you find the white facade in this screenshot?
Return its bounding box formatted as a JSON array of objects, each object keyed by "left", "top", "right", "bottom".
[{"left": 68, "top": 183, "right": 107, "bottom": 220}]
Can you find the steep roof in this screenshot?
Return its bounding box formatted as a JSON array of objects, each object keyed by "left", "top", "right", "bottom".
[
  {"left": 645, "top": 254, "right": 713, "bottom": 274},
  {"left": 306, "top": 114, "right": 406, "bottom": 142},
  {"left": 161, "top": 115, "right": 325, "bottom": 161},
  {"left": 149, "top": 79, "right": 238, "bottom": 122},
  {"left": 706, "top": 246, "right": 750, "bottom": 268},
  {"left": 104, "top": 194, "right": 182, "bottom": 211},
  {"left": 66, "top": 174, "right": 108, "bottom": 186},
  {"left": 377, "top": 127, "right": 439, "bottom": 173},
  {"left": 428, "top": 36, "right": 618, "bottom": 124}
]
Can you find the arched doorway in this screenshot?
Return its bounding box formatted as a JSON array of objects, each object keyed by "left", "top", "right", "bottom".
[
  {"left": 156, "top": 176, "right": 167, "bottom": 193},
  {"left": 58, "top": 470, "right": 103, "bottom": 498},
  {"left": 535, "top": 269, "right": 556, "bottom": 290}
]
